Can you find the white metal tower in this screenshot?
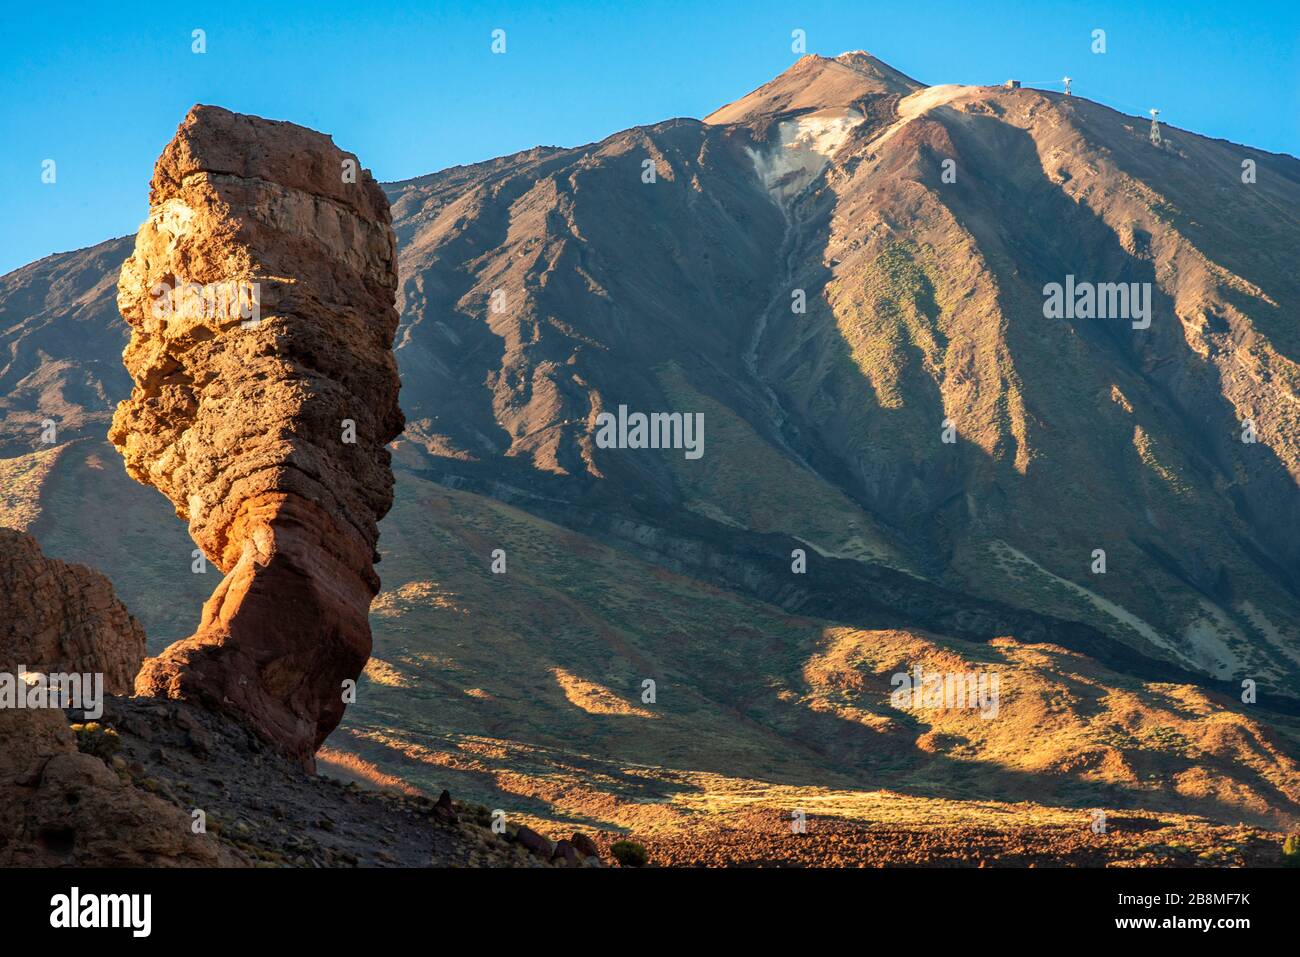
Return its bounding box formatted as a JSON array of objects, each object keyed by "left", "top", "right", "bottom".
[
  {"left": 1063, "top": 76, "right": 1071, "bottom": 96},
  {"left": 1149, "top": 108, "right": 1161, "bottom": 146}
]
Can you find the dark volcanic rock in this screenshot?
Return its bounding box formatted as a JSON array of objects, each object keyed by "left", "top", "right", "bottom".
[{"left": 515, "top": 824, "right": 554, "bottom": 859}]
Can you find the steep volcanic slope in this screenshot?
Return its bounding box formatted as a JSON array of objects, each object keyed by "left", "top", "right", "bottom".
[
  {"left": 385, "top": 53, "right": 921, "bottom": 500},
  {"left": 111, "top": 105, "right": 404, "bottom": 765},
  {"left": 384, "top": 52, "right": 1300, "bottom": 695},
  {"left": 387, "top": 122, "right": 787, "bottom": 500}
]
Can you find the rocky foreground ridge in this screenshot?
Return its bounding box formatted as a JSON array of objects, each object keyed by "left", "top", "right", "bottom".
[
  {"left": 0, "top": 528, "right": 578, "bottom": 866},
  {"left": 1, "top": 526, "right": 237, "bottom": 865}
]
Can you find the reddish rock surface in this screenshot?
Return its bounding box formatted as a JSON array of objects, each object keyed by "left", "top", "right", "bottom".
[
  {"left": 110, "top": 105, "right": 403, "bottom": 765},
  {"left": 0, "top": 527, "right": 144, "bottom": 692},
  {"left": 0, "top": 529, "right": 237, "bottom": 865}
]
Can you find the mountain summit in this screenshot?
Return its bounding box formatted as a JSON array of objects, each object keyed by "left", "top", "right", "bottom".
[{"left": 704, "top": 52, "right": 923, "bottom": 125}]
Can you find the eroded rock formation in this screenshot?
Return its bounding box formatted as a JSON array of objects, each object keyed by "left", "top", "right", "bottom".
[{"left": 110, "top": 105, "right": 403, "bottom": 765}]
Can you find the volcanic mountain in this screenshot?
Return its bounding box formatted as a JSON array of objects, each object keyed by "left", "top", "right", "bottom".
[{"left": 3, "top": 53, "right": 1299, "bottom": 863}]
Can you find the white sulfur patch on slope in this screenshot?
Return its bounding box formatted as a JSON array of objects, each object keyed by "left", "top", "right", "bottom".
[
  {"left": 744, "top": 86, "right": 983, "bottom": 208},
  {"left": 746, "top": 107, "right": 864, "bottom": 208},
  {"left": 862, "top": 84, "right": 975, "bottom": 155},
  {"left": 897, "top": 83, "right": 972, "bottom": 121}
]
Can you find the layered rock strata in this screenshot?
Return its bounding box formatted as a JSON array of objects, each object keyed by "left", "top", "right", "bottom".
[{"left": 109, "top": 105, "right": 403, "bottom": 765}]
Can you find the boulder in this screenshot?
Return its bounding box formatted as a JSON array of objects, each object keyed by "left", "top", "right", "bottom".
[
  {"left": 570, "top": 831, "right": 601, "bottom": 860},
  {"left": 515, "top": 825, "right": 554, "bottom": 859}
]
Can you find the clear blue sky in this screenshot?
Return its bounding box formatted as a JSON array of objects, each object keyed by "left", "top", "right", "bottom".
[{"left": 1, "top": 0, "right": 1296, "bottom": 275}]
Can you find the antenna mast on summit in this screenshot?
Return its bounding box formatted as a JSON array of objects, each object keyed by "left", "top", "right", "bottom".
[
  {"left": 1149, "top": 108, "right": 1161, "bottom": 146},
  {"left": 1062, "top": 76, "right": 1071, "bottom": 96}
]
